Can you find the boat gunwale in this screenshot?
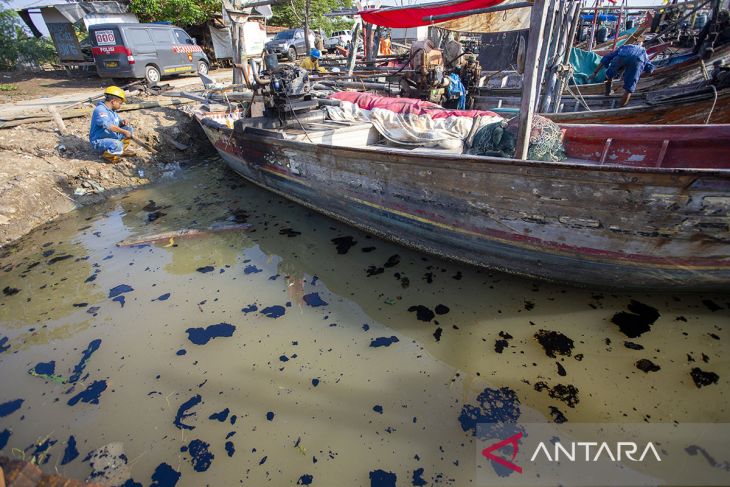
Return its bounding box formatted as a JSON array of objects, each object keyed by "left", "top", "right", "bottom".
[{"left": 194, "top": 111, "right": 730, "bottom": 177}]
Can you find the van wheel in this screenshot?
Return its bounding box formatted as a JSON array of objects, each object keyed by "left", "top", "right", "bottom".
[
  {"left": 287, "top": 47, "right": 297, "bottom": 62},
  {"left": 145, "top": 65, "right": 161, "bottom": 85},
  {"left": 197, "top": 61, "right": 209, "bottom": 75}
]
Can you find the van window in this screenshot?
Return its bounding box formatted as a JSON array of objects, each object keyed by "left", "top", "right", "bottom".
[
  {"left": 174, "top": 29, "right": 193, "bottom": 45},
  {"left": 127, "top": 27, "right": 154, "bottom": 50},
  {"left": 150, "top": 29, "right": 171, "bottom": 45}
]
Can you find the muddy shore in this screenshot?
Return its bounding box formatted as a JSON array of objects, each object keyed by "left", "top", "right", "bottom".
[{"left": 0, "top": 95, "right": 214, "bottom": 246}]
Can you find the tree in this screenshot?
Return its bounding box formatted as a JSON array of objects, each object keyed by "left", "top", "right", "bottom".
[
  {"left": 128, "top": 0, "right": 222, "bottom": 26},
  {"left": 269, "top": 0, "right": 353, "bottom": 34},
  {"left": 0, "top": 8, "right": 56, "bottom": 70}
]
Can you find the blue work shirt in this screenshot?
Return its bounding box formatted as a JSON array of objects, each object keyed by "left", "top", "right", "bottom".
[
  {"left": 600, "top": 44, "right": 656, "bottom": 93},
  {"left": 89, "top": 101, "right": 124, "bottom": 143}
]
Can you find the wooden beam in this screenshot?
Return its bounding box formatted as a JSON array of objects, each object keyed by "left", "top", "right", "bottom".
[
  {"left": 514, "top": 0, "right": 551, "bottom": 160},
  {"left": 423, "top": 2, "right": 533, "bottom": 23}
]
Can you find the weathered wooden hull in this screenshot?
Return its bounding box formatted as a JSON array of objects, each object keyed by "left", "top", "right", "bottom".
[
  {"left": 198, "top": 121, "right": 730, "bottom": 290},
  {"left": 546, "top": 89, "right": 730, "bottom": 124},
  {"left": 481, "top": 44, "right": 730, "bottom": 97},
  {"left": 473, "top": 84, "right": 730, "bottom": 124}
]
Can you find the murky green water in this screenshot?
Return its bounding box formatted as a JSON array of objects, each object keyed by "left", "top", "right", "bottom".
[{"left": 0, "top": 161, "right": 728, "bottom": 486}]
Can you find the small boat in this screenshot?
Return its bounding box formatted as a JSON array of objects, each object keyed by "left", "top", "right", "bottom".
[
  {"left": 195, "top": 93, "right": 730, "bottom": 290},
  {"left": 481, "top": 43, "right": 730, "bottom": 97},
  {"left": 474, "top": 85, "right": 730, "bottom": 124}
]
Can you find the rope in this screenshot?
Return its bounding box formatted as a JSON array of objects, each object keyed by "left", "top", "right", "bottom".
[
  {"left": 704, "top": 84, "right": 718, "bottom": 124},
  {"left": 565, "top": 75, "right": 594, "bottom": 112}
]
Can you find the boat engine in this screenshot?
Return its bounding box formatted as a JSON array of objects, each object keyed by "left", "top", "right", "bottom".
[
  {"left": 399, "top": 40, "right": 449, "bottom": 104},
  {"left": 264, "top": 64, "right": 318, "bottom": 121}
]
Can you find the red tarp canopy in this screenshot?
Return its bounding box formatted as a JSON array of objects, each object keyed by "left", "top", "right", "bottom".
[{"left": 359, "top": 0, "right": 506, "bottom": 28}]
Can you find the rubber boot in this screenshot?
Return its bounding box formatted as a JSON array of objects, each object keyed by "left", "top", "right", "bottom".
[
  {"left": 122, "top": 138, "right": 137, "bottom": 157},
  {"left": 102, "top": 151, "right": 120, "bottom": 163},
  {"left": 604, "top": 80, "right": 612, "bottom": 96}
]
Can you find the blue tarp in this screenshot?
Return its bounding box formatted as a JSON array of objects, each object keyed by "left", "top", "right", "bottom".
[{"left": 580, "top": 13, "right": 618, "bottom": 22}]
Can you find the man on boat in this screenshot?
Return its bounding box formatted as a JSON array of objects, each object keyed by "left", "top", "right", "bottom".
[
  {"left": 299, "top": 48, "right": 326, "bottom": 73},
  {"left": 588, "top": 38, "right": 655, "bottom": 106},
  {"left": 89, "top": 86, "right": 135, "bottom": 163}
]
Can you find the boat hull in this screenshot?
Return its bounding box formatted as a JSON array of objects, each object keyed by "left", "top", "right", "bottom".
[{"left": 199, "top": 123, "right": 730, "bottom": 290}]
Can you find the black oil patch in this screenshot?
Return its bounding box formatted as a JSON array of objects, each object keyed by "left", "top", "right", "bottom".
[
  {"left": 535, "top": 330, "right": 574, "bottom": 358},
  {"left": 635, "top": 359, "right": 661, "bottom": 373},
  {"left": 331, "top": 236, "right": 357, "bottom": 254},
  {"left": 690, "top": 368, "right": 719, "bottom": 388},
  {"left": 548, "top": 406, "right": 567, "bottom": 423},
  {"left": 624, "top": 341, "right": 644, "bottom": 350},
  {"left": 408, "top": 305, "right": 434, "bottom": 322},
  {"left": 611, "top": 300, "right": 660, "bottom": 338}
]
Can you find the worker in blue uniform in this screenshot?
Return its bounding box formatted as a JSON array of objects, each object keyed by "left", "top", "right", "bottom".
[
  {"left": 89, "top": 86, "right": 135, "bottom": 163},
  {"left": 589, "top": 39, "right": 656, "bottom": 107}
]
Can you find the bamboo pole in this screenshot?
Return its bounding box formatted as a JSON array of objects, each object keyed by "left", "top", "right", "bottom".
[
  {"left": 587, "top": 0, "right": 599, "bottom": 51},
  {"left": 552, "top": 1, "right": 582, "bottom": 112},
  {"left": 515, "top": 0, "right": 551, "bottom": 160},
  {"left": 542, "top": 0, "right": 578, "bottom": 112},
  {"left": 534, "top": 0, "right": 559, "bottom": 111},
  {"left": 347, "top": 22, "right": 362, "bottom": 76}
]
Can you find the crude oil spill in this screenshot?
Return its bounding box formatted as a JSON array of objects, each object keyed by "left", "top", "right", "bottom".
[
  {"left": 331, "top": 236, "right": 357, "bottom": 254},
  {"left": 369, "top": 469, "right": 397, "bottom": 487},
  {"left": 260, "top": 305, "right": 285, "bottom": 318},
  {"left": 1, "top": 163, "right": 728, "bottom": 485},
  {"left": 182, "top": 439, "right": 214, "bottom": 472},
  {"left": 108, "top": 285, "right": 133, "bottom": 298},
  {"left": 61, "top": 435, "right": 79, "bottom": 465},
  {"left": 150, "top": 463, "right": 180, "bottom": 487},
  {"left": 611, "top": 300, "right": 661, "bottom": 338},
  {"left": 0, "top": 398, "right": 23, "bottom": 417},
  {"left": 0, "top": 429, "right": 10, "bottom": 450},
  {"left": 186, "top": 323, "right": 236, "bottom": 345},
  {"left": 690, "top": 368, "right": 720, "bottom": 388},
  {"left": 459, "top": 387, "right": 521, "bottom": 436},
  {"left": 408, "top": 305, "right": 434, "bottom": 322},
  {"left": 535, "top": 330, "right": 574, "bottom": 357},
  {"left": 174, "top": 395, "right": 202, "bottom": 430},
  {"left": 370, "top": 336, "right": 399, "bottom": 348},
  {"left": 636, "top": 359, "right": 661, "bottom": 373},
  {"left": 67, "top": 380, "right": 107, "bottom": 406},
  {"left": 302, "top": 292, "right": 328, "bottom": 307}
]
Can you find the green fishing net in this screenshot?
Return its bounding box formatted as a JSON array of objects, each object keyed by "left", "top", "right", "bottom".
[{"left": 469, "top": 115, "right": 566, "bottom": 162}]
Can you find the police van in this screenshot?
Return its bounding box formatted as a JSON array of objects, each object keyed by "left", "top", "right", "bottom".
[{"left": 89, "top": 23, "right": 210, "bottom": 83}]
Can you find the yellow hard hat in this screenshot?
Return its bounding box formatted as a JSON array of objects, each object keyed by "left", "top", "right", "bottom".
[{"left": 104, "top": 85, "right": 126, "bottom": 102}]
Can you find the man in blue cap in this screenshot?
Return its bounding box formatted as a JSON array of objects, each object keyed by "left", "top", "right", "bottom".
[
  {"left": 299, "top": 48, "right": 326, "bottom": 73},
  {"left": 589, "top": 37, "right": 656, "bottom": 106}
]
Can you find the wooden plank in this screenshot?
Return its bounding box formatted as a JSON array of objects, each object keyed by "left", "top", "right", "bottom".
[{"left": 514, "top": 0, "right": 551, "bottom": 159}]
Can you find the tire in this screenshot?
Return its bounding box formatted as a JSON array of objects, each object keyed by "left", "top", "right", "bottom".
[
  {"left": 144, "top": 65, "right": 161, "bottom": 85},
  {"left": 197, "top": 61, "right": 209, "bottom": 75},
  {"left": 287, "top": 47, "right": 297, "bottom": 62}
]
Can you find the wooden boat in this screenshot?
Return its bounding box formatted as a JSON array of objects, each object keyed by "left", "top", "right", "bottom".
[
  {"left": 480, "top": 43, "right": 730, "bottom": 97},
  {"left": 474, "top": 85, "right": 730, "bottom": 124},
  {"left": 195, "top": 103, "right": 730, "bottom": 290}
]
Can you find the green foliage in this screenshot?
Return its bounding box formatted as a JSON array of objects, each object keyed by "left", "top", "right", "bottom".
[
  {"left": 0, "top": 8, "right": 57, "bottom": 70},
  {"left": 128, "top": 0, "right": 221, "bottom": 26},
  {"left": 0, "top": 83, "right": 17, "bottom": 91},
  {"left": 270, "top": 0, "right": 353, "bottom": 35}
]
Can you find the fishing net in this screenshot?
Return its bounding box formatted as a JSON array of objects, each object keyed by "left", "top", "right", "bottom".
[{"left": 468, "top": 115, "right": 566, "bottom": 162}]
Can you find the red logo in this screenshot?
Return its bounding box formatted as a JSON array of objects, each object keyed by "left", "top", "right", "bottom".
[{"left": 481, "top": 432, "right": 523, "bottom": 473}]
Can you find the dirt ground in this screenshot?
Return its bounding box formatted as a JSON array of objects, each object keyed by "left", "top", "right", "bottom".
[
  {"left": 0, "top": 91, "right": 215, "bottom": 246},
  {"left": 0, "top": 69, "right": 205, "bottom": 102}
]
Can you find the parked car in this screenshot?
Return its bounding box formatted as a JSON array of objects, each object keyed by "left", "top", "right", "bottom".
[
  {"left": 89, "top": 23, "right": 209, "bottom": 84},
  {"left": 265, "top": 29, "right": 315, "bottom": 61},
  {"left": 325, "top": 30, "right": 352, "bottom": 53}
]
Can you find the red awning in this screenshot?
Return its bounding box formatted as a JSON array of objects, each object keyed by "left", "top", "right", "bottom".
[{"left": 359, "top": 0, "right": 506, "bottom": 28}]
